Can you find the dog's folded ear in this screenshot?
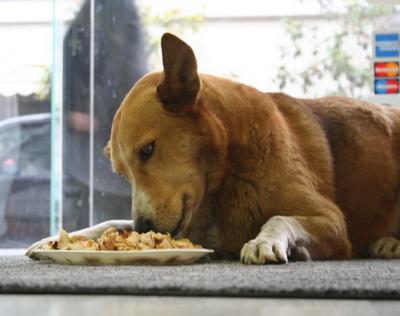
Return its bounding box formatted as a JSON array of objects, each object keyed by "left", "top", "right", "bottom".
[{"left": 157, "top": 33, "right": 201, "bottom": 114}]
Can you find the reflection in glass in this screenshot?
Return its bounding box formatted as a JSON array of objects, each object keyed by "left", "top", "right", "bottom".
[{"left": 62, "top": 0, "right": 147, "bottom": 231}]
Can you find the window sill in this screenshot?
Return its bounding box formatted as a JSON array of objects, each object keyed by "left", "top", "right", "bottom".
[{"left": 0, "top": 249, "right": 25, "bottom": 256}]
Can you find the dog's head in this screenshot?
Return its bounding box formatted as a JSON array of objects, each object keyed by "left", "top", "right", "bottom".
[{"left": 104, "top": 33, "right": 227, "bottom": 237}]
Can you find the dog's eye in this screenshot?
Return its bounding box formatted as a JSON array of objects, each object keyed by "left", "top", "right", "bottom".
[{"left": 139, "top": 142, "right": 155, "bottom": 162}]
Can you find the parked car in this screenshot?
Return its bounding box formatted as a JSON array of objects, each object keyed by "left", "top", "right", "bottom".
[{"left": 0, "top": 113, "right": 51, "bottom": 247}]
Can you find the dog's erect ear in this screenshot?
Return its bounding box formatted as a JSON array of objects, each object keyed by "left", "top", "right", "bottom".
[
  {"left": 157, "top": 33, "right": 201, "bottom": 114},
  {"left": 103, "top": 141, "right": 111, "bottom": 160}
]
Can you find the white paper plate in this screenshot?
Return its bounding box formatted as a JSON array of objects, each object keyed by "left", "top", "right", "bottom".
[{"left": 31, "top": 248, "right": 214, "bottom": 265}]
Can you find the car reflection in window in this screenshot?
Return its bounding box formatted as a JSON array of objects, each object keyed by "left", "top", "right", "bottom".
[{"left": 0, "top": 113, "right": 51, "bottom": 247}]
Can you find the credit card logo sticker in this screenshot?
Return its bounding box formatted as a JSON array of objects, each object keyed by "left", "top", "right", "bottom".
[
  {"left": 375, "top": 79, "right": 399, "bottom": 94},
  {"left": 374, "top": 62, "right": 399, "bottom": 77},
  {"left": 375, "top": 33, "right": 399, "bottom": 58}
]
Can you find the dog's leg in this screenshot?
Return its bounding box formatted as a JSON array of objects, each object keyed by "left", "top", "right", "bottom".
[
  {"left": 368, "top": 236, "right": 400, "bottom": 259},
  {"left": 240, "top": 215, "right": 350, "bottom": 264},
  {"left": 25, "top": 220, "right": 133, "bottom": 259}
]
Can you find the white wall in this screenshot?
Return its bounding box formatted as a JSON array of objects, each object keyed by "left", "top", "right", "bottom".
[{"left": 0, "top": 0, "right": 391, "bottom": 99}]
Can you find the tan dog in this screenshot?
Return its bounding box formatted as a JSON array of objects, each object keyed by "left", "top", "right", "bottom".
[{"left": 28, "top": 33, "right": 400, "bottom": 264}]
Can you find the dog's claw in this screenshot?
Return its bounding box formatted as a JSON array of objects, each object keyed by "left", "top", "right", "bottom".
[
  {"left": 369, "top": 237, "right": 400, "bottom": 259},
  {"left": 240, "top": 239, "right": 288, "bottom": 265}
]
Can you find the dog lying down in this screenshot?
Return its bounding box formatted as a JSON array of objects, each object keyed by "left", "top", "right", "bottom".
[{"left": 27, "top": 33, "right": 400, "bottom": 264}]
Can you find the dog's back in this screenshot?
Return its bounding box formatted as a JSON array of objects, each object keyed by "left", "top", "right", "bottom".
[{"left": 271, "top": 93, "right": 400, "bottom": 256}]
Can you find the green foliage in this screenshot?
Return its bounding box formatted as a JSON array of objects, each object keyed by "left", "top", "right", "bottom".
[
  {"left": 35, "top": 65, "right": 51, "bottom": 101},
  {"left": 275, "top": 0, "right": 397, "bottom": 98},
  {"left": 139, "top": 5, "right": 204, "bottom": 69}
]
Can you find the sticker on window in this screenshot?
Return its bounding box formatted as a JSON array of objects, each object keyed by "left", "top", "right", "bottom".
[
  {"left": 375, "top": 33, "right": 400, "bottom": 58},
  {"left": 375, "top": 79, "right": 400, "bottom": 94},
  {"left": 374, "top": 62, "right": 399, "bottom": 78}
]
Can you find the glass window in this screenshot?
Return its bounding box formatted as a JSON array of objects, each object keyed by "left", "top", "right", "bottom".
[
  {"left": 0, "top": 0, "right": 398, "bottom": 248},
  {"left": 0, "top": 0, "right": 52, "bottom": 247}
]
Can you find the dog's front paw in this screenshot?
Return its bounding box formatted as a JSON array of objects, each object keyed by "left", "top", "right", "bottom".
[
  {"left": 240, "top": 238, "right": 288, "bottom": 264},
  {"left": 25, "top": 236, "right": 57, "bottom": 260},
  {"left": 368, "top": 236, "right": 400, "bottom": 259}
]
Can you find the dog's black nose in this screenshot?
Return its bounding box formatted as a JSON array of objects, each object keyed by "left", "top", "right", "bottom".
[{"left": 134, "top": 217, "right": 155, "bottom": 233}]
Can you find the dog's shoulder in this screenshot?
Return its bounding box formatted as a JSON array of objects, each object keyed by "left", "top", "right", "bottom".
[{"left": 266, "top": 92, "right": 328, "bottom": 142}]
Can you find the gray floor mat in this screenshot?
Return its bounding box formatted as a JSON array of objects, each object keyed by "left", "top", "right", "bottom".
[{"left": 0, "top": 255, "right": 399, "bottom": 299}]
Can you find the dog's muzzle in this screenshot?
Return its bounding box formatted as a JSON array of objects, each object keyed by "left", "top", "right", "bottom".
[{"left": 134, "top": 217, "right": 155, "bottom": 233}]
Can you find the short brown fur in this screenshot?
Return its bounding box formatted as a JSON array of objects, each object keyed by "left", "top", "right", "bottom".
[{"left": 108, "top": 33, "right": 400, "bottom": 261}]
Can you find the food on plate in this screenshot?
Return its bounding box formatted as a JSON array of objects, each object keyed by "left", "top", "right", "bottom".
[{"left": 40, "top": 227, "right": 203, "bottom": 251}]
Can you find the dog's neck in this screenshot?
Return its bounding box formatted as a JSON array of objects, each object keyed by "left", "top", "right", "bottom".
[
  {"left": 188, "top": 75, "right": 278, "bottom": 253},
  {"left": 198, "top": 74, "right": 276, "bottom": 192}
]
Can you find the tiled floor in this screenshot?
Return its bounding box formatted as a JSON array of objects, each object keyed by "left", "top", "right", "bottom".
[{"left": 0, "top": 295, "right": 399, "bottom": 316}]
